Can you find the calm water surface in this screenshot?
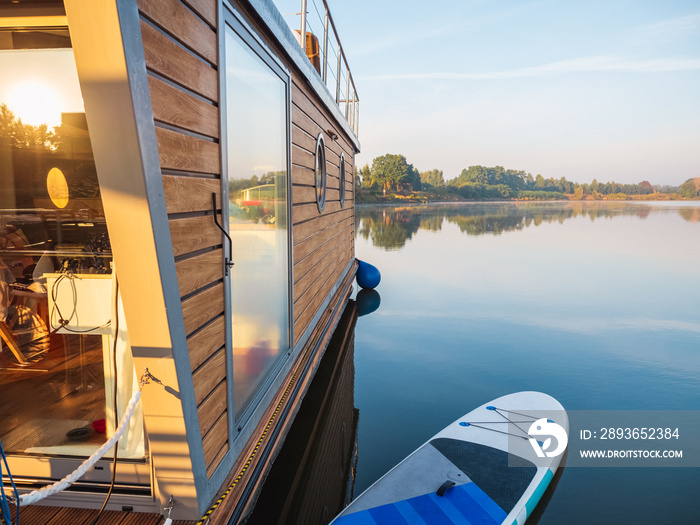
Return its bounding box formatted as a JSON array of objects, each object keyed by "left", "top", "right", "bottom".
[{"left": 352, "top": 201, "right": 700, "bottom": 524}]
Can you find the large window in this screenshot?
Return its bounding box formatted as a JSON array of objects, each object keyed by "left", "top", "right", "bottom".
[
  {"left": 224, "top": 20, "right": 291, "bottom": 420},
  {"left": 0, "top": 29, "right": 142, "bottom": 460}
]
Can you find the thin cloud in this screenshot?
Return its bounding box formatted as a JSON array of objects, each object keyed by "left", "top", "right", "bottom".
[
  {"left": 633, "top": 12, "right": 700, "bottom": 39},
  {"left": 349, "top": 0, "right": 547, "bottom": 59},
  {"left": 364, "top": 55, "right": 700, "bottom": 81}
]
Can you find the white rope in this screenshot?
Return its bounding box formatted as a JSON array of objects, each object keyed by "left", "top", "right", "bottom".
[{"left": 19, "top": 389, "right": 142, "bottom": 506}]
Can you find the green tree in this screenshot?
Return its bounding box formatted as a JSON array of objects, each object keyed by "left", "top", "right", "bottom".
[
  {"left": 371, "top": 154, "right": 417, "bottom": 195},
  {"left": 0, "top": 102, "right": 58, "bottom": 150},
  {"left": 360, "top": 164, "right": 371, "bottom": 188},
  {"left": 679, "top": 179, "right": 700, "bottom": 198},
  {"left": 420, "top": 169, "right": 445, "bottom": 188}
]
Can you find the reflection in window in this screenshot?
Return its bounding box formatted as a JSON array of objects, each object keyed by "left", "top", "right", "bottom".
[
  {"left": 339, "top": 152, "right": 345, "bottom": 208},
  {"left": 0, "top": 33, "right": 143, "bottom": 459},
  {"left": 225, "top": 24, "right": 290, "bottom": 419},
  {"left": 315, "top": 133, "right": 326, "bottom": 212}
]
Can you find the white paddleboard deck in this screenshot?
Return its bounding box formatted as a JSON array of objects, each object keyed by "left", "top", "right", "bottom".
[{"left": 332, "top": 391, "right": 568, "bottom": 525}]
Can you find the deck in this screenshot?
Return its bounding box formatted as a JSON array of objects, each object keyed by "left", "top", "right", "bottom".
[{"left": 8, "top": 504, "right": 194, "bottom": 525}]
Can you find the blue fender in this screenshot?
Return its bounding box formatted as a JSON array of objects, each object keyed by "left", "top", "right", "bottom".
[{"left": 356, "top": 260, "right": 381, "bottom": 289}]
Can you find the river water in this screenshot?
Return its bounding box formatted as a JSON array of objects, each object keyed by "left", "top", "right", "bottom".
[
  {"left": 250, "top": 200, "right": 700, "bottom": 524},
  {"left": 351, "top": 201, "right": 700, "bottom": 524}
]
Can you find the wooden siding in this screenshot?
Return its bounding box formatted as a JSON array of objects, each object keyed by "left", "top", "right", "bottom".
[
  {"left": 290, "top": 76, "right": 356, "bottom": 346},
  {"left": 139, "top": 0, "right": 358, "bottom": 490},
  {"left": 138, "top": 0, "right": 228, "bottom": 478}
]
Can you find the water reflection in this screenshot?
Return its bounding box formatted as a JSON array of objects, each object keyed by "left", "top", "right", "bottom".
[
  {"left": 356, "top": 288, "right": 381, "bottom": 317},
  {"left": 247, "top": 302, "right": 359, "bottom": 525},
  {"left": 356, "top": 202, "right": 697, "bottom": 250}
]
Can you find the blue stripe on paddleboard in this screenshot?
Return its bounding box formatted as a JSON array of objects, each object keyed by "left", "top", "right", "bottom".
[
  {"left": 425, "top": 493, "right": 471, "bottom": 524},
  {"left": 525, "top": 469, "right": 554, "bottom": 517},
  {"left": 447, "top": 483, "right": 507, "bottom": 524},
  {"left": 335, "top": 482, "right": 508, "bottom": 524},
  {"left": 394, "top": 499, "right": 429, "bottom": 523},
  {"left": 369, "top": 504, "right": 408, "bottom": 524},
  {"left": 407, "top": 493, "right": 454, "bottom": 525}
]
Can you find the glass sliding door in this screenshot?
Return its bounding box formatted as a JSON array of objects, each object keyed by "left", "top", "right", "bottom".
[
  {"left": 0, "top": 28, "right": 143, "bottom": 463},
  {"left": 224, "top": 18, "right": 291, "bottom": 420}
]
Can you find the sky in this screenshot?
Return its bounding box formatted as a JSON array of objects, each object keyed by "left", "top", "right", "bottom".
[
  {"left": 277, "top": 0, "right": 700, "bottom": 186},
  {"left": 0, "top": 48, "right": 84, "bottom": 128}
]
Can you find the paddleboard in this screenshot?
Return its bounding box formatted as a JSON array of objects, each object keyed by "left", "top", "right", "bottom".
[{"left": 331, "top": 391, "right": 568, "bottom": 525}]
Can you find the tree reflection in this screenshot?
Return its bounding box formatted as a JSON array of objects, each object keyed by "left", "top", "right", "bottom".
[
  {"left": 355, "top": 202, "right": 700, "bottom": 250},
  {"left": 355, "top": 207, "right": 421, "bottom": 250}
]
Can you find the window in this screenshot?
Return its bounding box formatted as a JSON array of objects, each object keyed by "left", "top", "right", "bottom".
[
  {"left": 315, "top": 133, "right": 326, "bottom": 212},
  {"left": 0, "top": 28, "right": 143, "bottom": 459},
  {"left": 339, "top": 152, "right": 346, "bottom": 208},
  {"left": 224, "top": 19, "right": 292, "bottom": 420}
]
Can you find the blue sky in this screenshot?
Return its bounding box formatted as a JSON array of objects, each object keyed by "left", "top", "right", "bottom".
[{"left": 279, "top": 0, "right": 700, "bottom": 186}]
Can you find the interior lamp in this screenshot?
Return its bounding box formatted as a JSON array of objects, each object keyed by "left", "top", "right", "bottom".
[{"left": 47, "top": 167, "right": 69, "bottom": 208}]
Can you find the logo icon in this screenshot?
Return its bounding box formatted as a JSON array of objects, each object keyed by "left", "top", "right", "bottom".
[{"left": 528, "top": 418, "right": 568, "bottom": 458}]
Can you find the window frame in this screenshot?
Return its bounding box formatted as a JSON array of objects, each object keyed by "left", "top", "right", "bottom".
[
  {"left": 339, "top": 151, "right": 346, "bottom": 208},
  {"left": 220, "top": 7, "right": 294, "bottom": 430},
  {"left": 315, "top": 133, "right": 327, "bottom": 212}
]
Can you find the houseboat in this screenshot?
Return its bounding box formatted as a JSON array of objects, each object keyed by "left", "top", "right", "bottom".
[{"left": 0, "top": 0, "right": 359, "bottom": 522}]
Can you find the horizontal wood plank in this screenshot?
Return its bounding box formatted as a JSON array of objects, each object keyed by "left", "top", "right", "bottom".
[
  {"left": 292, "top": 207, "right": 353, "bottom": 243},
  {"left": 141, "top": 20, "right": 218, "bottom": 101},
  {"left": 291, "top": 104, "right": 344, "bottom": 163},
  {"left": 198, "top": 379, "right": 227, "bottom": 436},
  {"left": 193, "top": 348, "right": 226, "bottom": 404},
  {"left": 291, "top": 124, "right": 316, "bottom": 152},
  {"left": 175, "top": 248, "right": 223, "bottom": 297},
  {"left": 292, "top": 80, "right": 354, "bottom": 157},
  {"left": 188, "top": 315, "right": 226, "bottom": 371},
  {"left": 181, "top": 282, "right": 224, "bottom": 335},
  {"left": 139, "top": 0, "right": 217, "bottom": 64},
  {"left": 293, "top": 200, "right": 344, "bottom": 224},
  {"left": 293, "top": 216, "right": 352, "bottom": 264},
  {"left": 292, "top": 185, "right": 316, "bottom": 205},
  {"left": 207, "top": 439, "right": 229, "bottom": 479},
  {"left": 202, "top": 410, "right": 229, "bottom": 470},
  {"left": 155, "top": 126, "right": 220, "bottom": 175},
  {"left": 292, "top": 99, "right": 346, "bottom": 161},
  {"left": 182, "top": 0, "right": 216, "bottom": 28},
  {"left": 169, "top": 214, "right": 222, "bottom": 257},
  {"left": 163, "top": 175, "right": 220, "bottom": 214},
  {"left": 294, "top": 230, "right": 353, "bottom": 301},
  {"left": 148, "top": 75, "right": 219, "bottom": 139},
  {"left": 292, "top": 165, "right": 314, "bottom": 187},
  {"left": 292, "top": 143, "right": 314, "bottom": 171},
  {"left": 294, "top": 244, "right": 352, "bottom": 342}
]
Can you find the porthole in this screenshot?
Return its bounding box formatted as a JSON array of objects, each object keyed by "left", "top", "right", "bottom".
[
  {"left": 315, "top": 133, "right": 327, "bottom": 212},
  {"left": 339, "top": 152, "right": 346, "bottom": 208}
]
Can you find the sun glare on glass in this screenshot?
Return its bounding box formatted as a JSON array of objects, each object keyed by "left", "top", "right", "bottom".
[{"left": 6, "top": 81, "right": 63, "bottom": 128}]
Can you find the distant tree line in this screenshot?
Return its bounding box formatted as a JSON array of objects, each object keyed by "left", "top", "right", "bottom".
[
  {"left": 0, "top": 102, "right": 59, "bottom": 150},
  {"left": 678, "top": 178, "right": 700, "bottom": 198},
  {"left": 357, "top": 153, "right": 696, "bottom": 201}
]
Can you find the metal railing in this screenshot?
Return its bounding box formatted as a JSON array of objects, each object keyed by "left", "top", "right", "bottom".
[{"left": 285, "top": 0, "right": 359, "bottom": 137}]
